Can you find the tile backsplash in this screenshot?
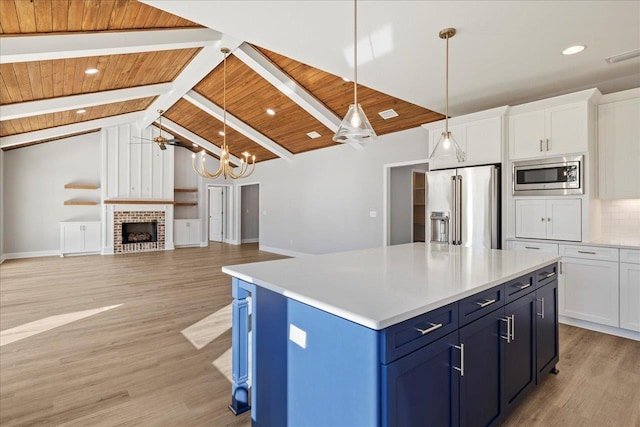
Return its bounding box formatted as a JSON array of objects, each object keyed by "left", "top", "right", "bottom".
[{"left": 600, "top": 199, "right": 640, "bottom": 240}]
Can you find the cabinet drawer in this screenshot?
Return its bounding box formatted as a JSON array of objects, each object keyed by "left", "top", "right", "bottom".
[
  {"left": 380, "top": 302, "right": 457, "bottom": 364},
  {"left": 620, "top": 249, "right": 640, "bottom": 265},
  {"left": 508, "top": 241, "right": 559, "bottom": 255},
  {"left": 505, "top": 273, "right": 535, "bottom": 303},
  {"left": 559, "top": 244, "right": 619, "bottom": 261},
  {"left": 535, "top": 263, "right": 558, "bottom": 287},
  {"left": 459, "top": 284, "right": 505, "bottom": 327}
]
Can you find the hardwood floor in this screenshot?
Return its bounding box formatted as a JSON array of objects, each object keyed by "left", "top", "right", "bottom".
[{"left": 1, "top": 244, "right": 638, "bottom": 426}]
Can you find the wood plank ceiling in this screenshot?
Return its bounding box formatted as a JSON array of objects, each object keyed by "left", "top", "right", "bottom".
[{"left": 0, "top": 0, "right": 445, "bottom": 160}]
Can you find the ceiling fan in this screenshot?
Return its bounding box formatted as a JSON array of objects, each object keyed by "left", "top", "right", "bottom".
[{"left": 131, "top": 109, "right": 183, "bottom": 151}]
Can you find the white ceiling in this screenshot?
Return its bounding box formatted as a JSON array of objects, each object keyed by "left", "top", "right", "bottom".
[{"left": 143, "top": 1, "right": 640, "bottom": 117}]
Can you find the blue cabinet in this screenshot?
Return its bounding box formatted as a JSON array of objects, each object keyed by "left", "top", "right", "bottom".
[{"left": 536, "top": 280, "right": 559, "bottom": 383}]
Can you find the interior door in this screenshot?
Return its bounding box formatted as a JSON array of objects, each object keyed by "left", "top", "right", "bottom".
[{"left": 209, "top": 187, "right": 224, "bottom": 242}]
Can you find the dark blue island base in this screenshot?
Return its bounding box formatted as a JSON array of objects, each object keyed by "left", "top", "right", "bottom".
[{"left": 229, "top": 262, "right": 559, "bottom": 427}]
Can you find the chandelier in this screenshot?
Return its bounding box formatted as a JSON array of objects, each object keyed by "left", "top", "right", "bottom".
[{"left": 192, "top": 47, "right": 256, "bottom": 179}]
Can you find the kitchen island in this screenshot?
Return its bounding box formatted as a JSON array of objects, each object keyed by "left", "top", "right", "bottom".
[{"left": 223, "top": 243, "right": 560, "bottom": 427}]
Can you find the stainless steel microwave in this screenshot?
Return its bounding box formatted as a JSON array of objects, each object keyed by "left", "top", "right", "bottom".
[{"left": 513, "top": 155, "right": 583, "bottom": 196}]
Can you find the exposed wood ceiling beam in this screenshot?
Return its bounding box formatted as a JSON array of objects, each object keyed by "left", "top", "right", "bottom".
[
  {"left": 233, "top": 43, "right": 363, "bottom": 151},
  {"left": 137, "top": 36, "right": 241, "bottom": 129},
  {"left": 0, "top": 111, "right": 144, "bottom": 149},
  {"left": 0, "top": 28, "right": 220, "bottom": 64},
  {"left": 183, "top": 90, "right": 294, "bottom": 162},
  {"left": 0, "top": 83, "right": 172, "bottom": 121},
  {"left": 157, "top": 117, "right": 242, "bottom": 167}
]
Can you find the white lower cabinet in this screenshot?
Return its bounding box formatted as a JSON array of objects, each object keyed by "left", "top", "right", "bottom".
[
  {"left": 506, "top": 240, "right": 559, "bottom": 255},
  {"left": 620, "top": 249, "right": 640, "bottom": 332},
  {"left": 60, "top": 221, "right": 101, "bottom": 256},
  {"left": 515, "top": 199, "right": 581, "bottom": 241},
  {"left": 174, "top": 219, "right": 201, "bottom": 246},
  {"left": 560, "top": 245, "right": 619, "bottom": 327}
]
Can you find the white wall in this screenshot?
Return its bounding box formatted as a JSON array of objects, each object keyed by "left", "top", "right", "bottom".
[
  {"left": 241, "top": 184, "right": 259, "bottom": 242},
  {"left": 245, "top": 127, "right": 429, "bottom": 255},
  {"left": 3, "top": 133, "right": 101, "bottom": 255}
]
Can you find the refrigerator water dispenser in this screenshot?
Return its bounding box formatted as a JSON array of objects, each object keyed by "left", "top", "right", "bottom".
[{"left": 430, "top": 211, "right": 450, "bottom": 243}]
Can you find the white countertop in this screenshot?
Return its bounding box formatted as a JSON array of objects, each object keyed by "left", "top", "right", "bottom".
[
  {"left": 506, "top": 237, "right": 640, "bottom": 250},
  {"left": 222, "top": 243, "right": 560, "bottom": 330}
]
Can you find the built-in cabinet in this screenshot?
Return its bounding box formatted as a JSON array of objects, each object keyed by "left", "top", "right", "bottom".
[
  {"left": 423, "top": 107, "right": 507, "bottom": 170},
  {"left": 509, "top": 102, "right": 589, "bottom": 160},
  {"left": 174, "top": 219, "right": 201, "bottom": 246},
  {"left": 60, "top": 221, "right": 101, "bottom": 256},
  {"left": 382, "top": 266, "right": 559, "bottom": 427},
  {"left": 620, "top": 249, "right": 640, "bottom": 332},
  {"left": 597, "top": 93, "right": 640, "bottom": 199},
  {"left": 515, "top": 198, "right": 581, "bottom": 241}
]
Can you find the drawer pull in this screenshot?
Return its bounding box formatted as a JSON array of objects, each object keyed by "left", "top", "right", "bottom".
[
  {"left": 415, "top": 322, "right": 443, "bottom": 335},
  {"left": 515, "top": 283, "right": 531, "bottom": 290},
  {"left": 540, "top": 271, "right": 556, "bottom": 278},
  {"left": 525, "top": 246, "right": 540, "bottom": 250},
  {"left": 475, "top": 298, "right": 496, "bottom": 308},
  {"left": 577, "top": 250, "right": 596, "bottom": 255}
]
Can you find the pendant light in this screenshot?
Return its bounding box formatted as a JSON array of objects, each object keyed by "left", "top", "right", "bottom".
[
  {"left": 429, "top": 28, "right": 466, "bottom": 163},
  {"left": 193, "top": 48, "right": 256, "bottom": 180},
  {"left": 332, "top": 0, "right": 377, "bottom": 144}
]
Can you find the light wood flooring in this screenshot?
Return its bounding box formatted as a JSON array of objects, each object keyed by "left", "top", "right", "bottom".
[{"left": 1, "top": 244, "right": 639, "bottom": 426}]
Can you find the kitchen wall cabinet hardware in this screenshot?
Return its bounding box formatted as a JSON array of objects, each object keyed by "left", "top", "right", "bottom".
[
  {"left": 423, "top": 107, "right": 507, "bottom": 170},
  {"left": 515, "top": 199, "right": 581, "bottom": 241},
  {"left": 560, "top": 252, "right": 618, "bottom": 327},
  {"left": 620, "top": 249, "right": 640, "bottom": 332},
  {"left": 597, "top": 95, "right": 640, "bottom": 199},
  {"left": 174, "top": 219, "right": 201, "bottom": 246},
  {"left": 509, "top": 102, "right": 588, "bottom": 160},
  {"left": 59, "top": 221, "right": 101, "bottom": 256}
]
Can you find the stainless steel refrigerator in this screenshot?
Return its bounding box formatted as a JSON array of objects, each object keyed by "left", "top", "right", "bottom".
[{"left": 426, "top": 165, "right": 500, "bottom": 248}]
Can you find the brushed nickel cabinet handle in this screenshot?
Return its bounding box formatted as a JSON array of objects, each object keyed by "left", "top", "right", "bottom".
[
  {"left": 501, "top": 317, "right": 511, "bottom": 343},
  {"left": 578, "top": 250, "right": 596, "bottom": 255},
  {"left": 541, "top": 217, "right": 545, "bottom": 222},
  {"left": 547, "top": 217, "right": 551, "bottom": 222},
  {"left": 510, "top": 314, "right": 515, "bottom": 341},
  {"left": 546, "top": 138, "right": 550, "bottom": 151},
  {"left": 415, "top": 322, "right": 443, "bottom": 335},
  {"left": 516, "top": 283, "right": 531, "bottom": 290},
  {"left": 540, "top": 139, "right": 544, "bottom": 152},
  {"left": 475, "top": 298, "right": 496, "bottom": 308},
  {"left": 453, "top": 343, "right": 464, "bottom": 376},
  {"left": 525, "top": 246, "right": 540, "bottom": 250},
  {"left": 537, "top": 297, "right": 545, "bottom": 319},
  {"left": 540, "top": 271, "right": 556, "bottom": 278}
]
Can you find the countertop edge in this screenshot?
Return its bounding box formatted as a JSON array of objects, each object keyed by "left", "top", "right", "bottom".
[{"left": 222, "top": 255, "right": 562, "bottom": 330}]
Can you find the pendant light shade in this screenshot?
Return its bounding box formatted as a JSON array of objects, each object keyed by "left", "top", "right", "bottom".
[
  {"left": 333, "top": 0, "right": 377, "bottom": 144},
  {"left": 429, "top": 28, "right": 466, "bottom": 163}
]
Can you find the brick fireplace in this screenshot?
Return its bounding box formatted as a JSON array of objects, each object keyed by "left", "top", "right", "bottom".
[{"left": 113, "top": 210, "right": 166, "bottom": 253}]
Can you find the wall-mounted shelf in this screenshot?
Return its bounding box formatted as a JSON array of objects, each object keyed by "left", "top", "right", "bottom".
[
  {"left": 175, "top": 202, "right": 198, "bottom": 207},
  {"left": 64, "top": 200, "right": 99, "bottom": 206},
  {"left": 65, "top": 183, "right": 99, "bottom": 190},
  {"left": 174, "top": 188, "right": 198, "bottom": 193}
]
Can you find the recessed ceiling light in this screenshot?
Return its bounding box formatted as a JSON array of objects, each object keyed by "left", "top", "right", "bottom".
[
  {"left": 192, "top": 143, "right": 198, "bottom": 147},
  {"left": 219, "top": 131, "right": 225, "bottom": 136},
  {"left": 378, "top": 109, "right": 399, "bottom": 120},
  {"left": 306, "top": 131, "right": 321, "bottom": 139},
  {"left": 342, "top": 77, "right": 350, "bottom": 82},
  {"left": 84, "top": 68, "right": 99, "bottom": 74},
  {"left": 266, "top": 108, "right": 276, "bottom": 116},
  {"left": 562, "top": 45, "right": 586, "bottom": 55},
  {"left": 76, "top": 109, "right": 86, "bottom": 114}
]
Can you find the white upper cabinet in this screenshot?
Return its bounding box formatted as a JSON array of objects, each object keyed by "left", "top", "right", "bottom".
[
  {"left": 509, "top": 102, "right": 588, "bottom": 160},
  {"left": 597, "top": 91, "right": 640, "bottom": 199},
  {"left": 424, "top": 107, "right": 506, "bottom": 170}
]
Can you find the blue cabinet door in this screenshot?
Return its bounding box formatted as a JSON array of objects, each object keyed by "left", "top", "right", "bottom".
[
  {"left": 382, "top": 331, "right": 459, "bottom": 427},
  {"left": 459, "top": 307, "right": 505, "bottom": 427},
  {"left": 502, "top": 292, "right": 537, "bottom": 414},
  {"left": 536, "top": 280, "right": 559, "bottom": 383}
]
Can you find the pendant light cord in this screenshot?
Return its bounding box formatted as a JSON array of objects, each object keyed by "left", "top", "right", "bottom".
[
  {"left": 445, "top": 32, "right": 449, "bottom": 133},
  {"left": 353, "top": 0, "right": 358, "bottom": 106},
  {"left": 223, "top": 50, "right": 227, "bottom": 148}
]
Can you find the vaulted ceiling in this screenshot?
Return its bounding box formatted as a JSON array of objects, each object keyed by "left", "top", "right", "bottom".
[
  {"left": 2, "top": 1, "right": 638, "bottom": 161},
  {"left": 0, "top": 0, "right": 442, "bottom": 162}
]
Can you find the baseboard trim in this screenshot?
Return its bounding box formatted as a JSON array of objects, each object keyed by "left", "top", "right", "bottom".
[
  {"left": 258, "top": 245, "right": 311, "bottom": 258},
  {"left": 3, "top": 250, "right": 61, "bottom": 260},
  {"left": 0, "top": 254, "right": 6, "bottom": 264},
  {"left": 559, "top": 316, "right": 640, "bottom": 341},
  {"left": 241, "top": 238, "right": 259, "bottom": 244}
]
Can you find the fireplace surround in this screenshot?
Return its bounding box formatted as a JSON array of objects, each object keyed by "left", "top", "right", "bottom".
[{"left": 113, "top": 211, "right": 165, "bottom": 253}]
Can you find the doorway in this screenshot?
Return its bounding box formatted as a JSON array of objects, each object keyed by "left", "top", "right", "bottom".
[
  {"left": 208, "top": 186, "right": 226, "bottom": 242},
  {"left": 238, "top": 183, "right": 260, "bottom": 244}
]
